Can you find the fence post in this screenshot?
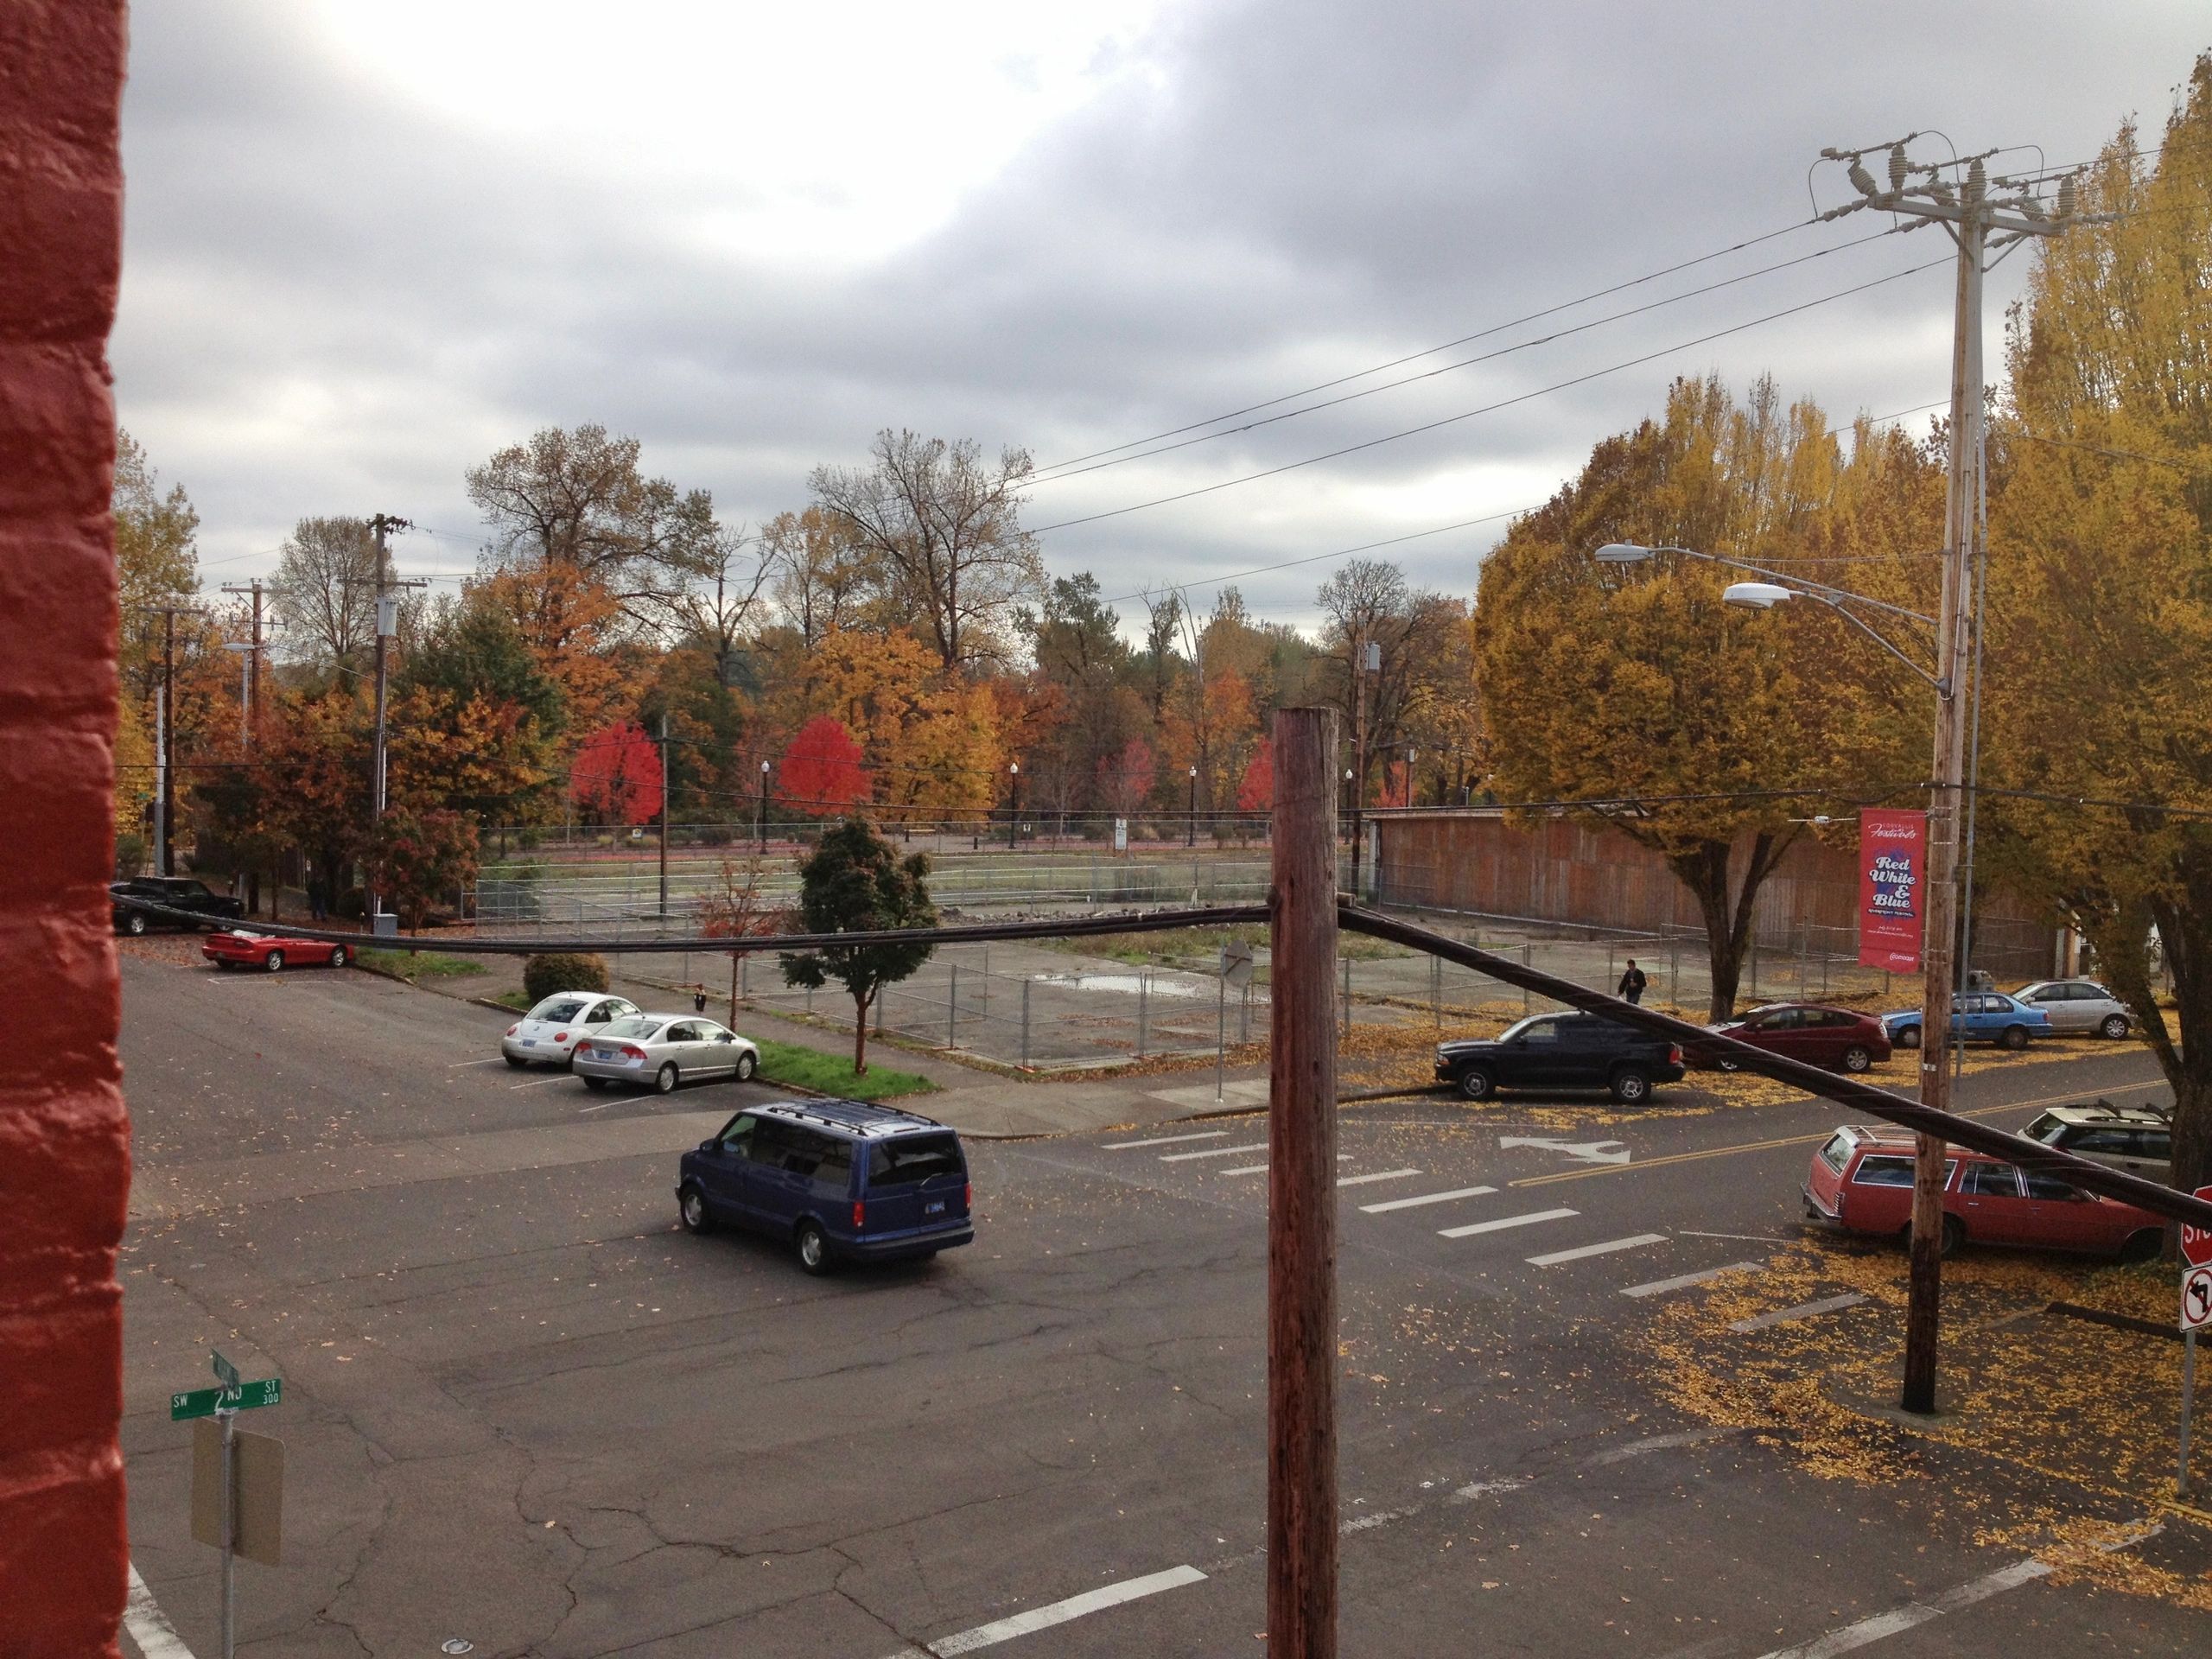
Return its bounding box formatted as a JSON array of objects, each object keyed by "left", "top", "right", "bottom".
[
  {"left": 1340, "top": 955, "right": 1351, "bottom": 1040},
  {"left": 1021, "top": 977, "right": 1032, "bottom": 1071},
  {"left": 1138, "top": 971, "right": 1149, "bottom": 1058},
  {"left": 1431, "top": 951, "right": 1442, "bottom": 1031},
  {"left": 1522, "top": 943, "right": 1533, "bottom": 1014},
  {"left": 1606, "top": 943, "right": 1615, "bottom": 1000},
  {"left": 1267, "top": 707, "right": 1339, "bottom": 1657},
  {"left": 1668, "top": 936, "right": 1680, "bottom": 1011},
  {"left": 805, "top": 980, "right": 814, "bottom": 1015},
  {"left": 948, "top": 963, "right": 959, "bottom": 1050},
  {"left": 875, "top": 983, "right": 886, "bottom": 1036}
]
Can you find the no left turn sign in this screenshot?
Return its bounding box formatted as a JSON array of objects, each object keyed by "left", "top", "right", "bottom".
[{"left": 2183, "top": 1267, "right": 2212, "bottom": 1334}]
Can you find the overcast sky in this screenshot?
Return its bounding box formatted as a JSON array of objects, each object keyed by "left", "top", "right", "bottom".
[{"left": 116, "top": 2, "right": 2206, "bottom": 634}]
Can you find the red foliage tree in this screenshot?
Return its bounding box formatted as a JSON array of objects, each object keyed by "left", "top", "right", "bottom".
[
  {"left": 569, "top": 720, "right": 664, "bottom": 825},
  {"left": 780, "top": 715, "right": 873, "bottom": 815},
  {"left": 1095, "top": 737, "right": 1154, "bottom": 818},
  {"left": 1236, "top": 746, "right": 1274, "bottom": 812}
]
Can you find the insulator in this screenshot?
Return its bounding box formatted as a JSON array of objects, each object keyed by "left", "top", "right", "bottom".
[
  {"left": 1889, "top": 146, "right": 1909, "bottom": 192},
  {"left": 1848, "top": 160, "right": 1881, "bottom": 198},
  {"left": 1929, "top": 177, "right": 1955, "bottom": 207},
  {"left": 1966, "top": 159, "right": 1986, "bottom": 204},
  {"left": 2056, "top": 176, "right": 2077, "bottom": 219}
]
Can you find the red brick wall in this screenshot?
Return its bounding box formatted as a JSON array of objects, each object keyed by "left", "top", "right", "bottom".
[{"left": 0, "top": 5, "right": 132, "bottom": 1654}]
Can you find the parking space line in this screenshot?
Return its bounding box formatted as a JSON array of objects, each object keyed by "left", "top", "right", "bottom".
[
  {"left": 1105, "top": 1131, "right": 1228, "bottom": 1150},
  {"left": 1159, "top": 1142, "right": 1267, "bottom": 1162},
  {"left": 1729, "top": 1292, "right": 1868, "bottom": 1332},
  {"left": 1439, "top": 1207, "right": 1578, "bottom": 1240},
  {"left": 510, "top": 1076, "right": 567, "bottom": 1090},
  {"left": 1621, "top": 1262, "right": 1764, "bottom": 1299},
  {"left": 1360, "top": 1184, "right": 1497, "bottom": 1214},
  {"left": 124, "top": 1565, "right": 196, "bottom": 1659},
  {"left": 1526, "top": 1232, "right": 1667, "bottom": 1268},
  {"left": 880, "top": 1563, "right": 1209, "bottom": 1657},
  {"left": 447, "top": 1058, "right": 502, "bottom": 1068},
  {"left": 1336, "top": 1168, "right": 1421, "bottom": 1188},
  {"left": 1753, "top": 1558, "right": 2049, "bottom": 1658}
]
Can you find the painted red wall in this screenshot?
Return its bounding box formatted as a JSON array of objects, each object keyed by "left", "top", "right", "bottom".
[{"left": 0, "top": 4, "right": 132, "bottom": 1654}]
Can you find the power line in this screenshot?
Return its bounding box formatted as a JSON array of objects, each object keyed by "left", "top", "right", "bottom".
[
  {"left": 1028, "top": 258, "right": 1951, "bottom": 538},
  {"left": 1028, "top": 226, "right": 1910, "bottom": 487}
]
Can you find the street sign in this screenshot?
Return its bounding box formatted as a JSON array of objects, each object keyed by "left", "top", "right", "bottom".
[
  {"left": 1220, "top": 939, "right": 1256, "bottom": 990},
  {"left": 1113, "top": 817, "right": 1128, "bottom": 853},
  {"left": 2182, "top": 1185, "right": 2212, "bottom": 1268},
  {"left": 212, "top": 1351, "right": 240, "bottom": 1391},
  {"left": 2185, "top": 1268, "right": 2212, "bottom": 1334},
  {"left": 170, "top": 1378, "right": 281, "bottom": 1421},
  {"left": 193, "top": 1419, "right": 284, "bottom": 1567}
]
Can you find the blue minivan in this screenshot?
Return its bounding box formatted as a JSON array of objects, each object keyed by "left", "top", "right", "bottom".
[{"left": 676, "top": 1099, "right": 974, "bottom": 1274}]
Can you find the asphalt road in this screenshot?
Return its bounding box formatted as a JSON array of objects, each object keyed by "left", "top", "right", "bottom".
[{"left": 114, "top": 954, "right": 2205, "bottom": 1657}]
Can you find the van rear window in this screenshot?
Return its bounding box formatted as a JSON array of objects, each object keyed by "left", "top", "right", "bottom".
[
  {"left": 1817, "top": 1134, "right": 1852, "bottom": 1173},
  {"left": 868, "top": 1135, "right": 964, "bottom": 1189}
]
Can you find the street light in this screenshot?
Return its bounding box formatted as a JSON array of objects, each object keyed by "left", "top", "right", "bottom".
[
  {"left": 1187, "top": 764, "right": 1199, "bottom": 848},
  {"left": 1007, "top": 761, "right": 1020, "bottom": 851},
  {"left": 757, "top": 760, "right": 771, "bottom": 852},
  {"left": 1596, "top": 536, "right": 1978, "bottom": 1417}
]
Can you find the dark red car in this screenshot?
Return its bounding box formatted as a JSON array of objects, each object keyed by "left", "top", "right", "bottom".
[
  {"left": 1802, "top": 1123, "right": 2164, "bottom": 1259},
  {"left": 1689, "top": 1001, "right": 1891, "bottom": 1074}
]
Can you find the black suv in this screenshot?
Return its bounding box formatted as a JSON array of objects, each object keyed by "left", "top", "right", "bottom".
[
  {"left": 1437, "top": 1012, "right": 1685, "bottom": 1103},
  {"left": 111, "top": 876, "right": 245, "bottom": 935}
]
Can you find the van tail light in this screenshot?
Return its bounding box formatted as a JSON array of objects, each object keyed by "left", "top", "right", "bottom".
[
  {"left": 852, "top": 1200, "right": 866, "bottom": 1230},
  {"left": 965, "top": 1181, "right": 973, "bottom": 1212}
]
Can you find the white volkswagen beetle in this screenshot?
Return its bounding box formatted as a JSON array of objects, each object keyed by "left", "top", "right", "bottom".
[{"left": 500, "top": 992, "right": 641, "bottom": 1068}]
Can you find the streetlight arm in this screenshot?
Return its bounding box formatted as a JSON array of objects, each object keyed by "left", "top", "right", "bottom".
[
  {"left": 1662, "top": 545, "right": 1936, "bottom": 630},
  {"left": 1790, "top": 591, "right": 1949, "bottom": 695}
]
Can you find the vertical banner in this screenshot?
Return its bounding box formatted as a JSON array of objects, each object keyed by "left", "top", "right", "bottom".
[{"left": 1858, "top": 809, "right": 1927, "bottom": 971}]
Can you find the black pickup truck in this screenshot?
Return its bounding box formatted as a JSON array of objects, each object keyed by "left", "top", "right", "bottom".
[
  {"left": 111, "top": 876, "right": 246, "bottom": 935},
  {"left": 1437, "top": 1012, "right": 1685, "bottom": 1103}
]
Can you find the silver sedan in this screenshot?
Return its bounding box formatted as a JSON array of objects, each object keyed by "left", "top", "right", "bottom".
[
  {"left": 2011, "top": 979, "right": 2133, "bottom": 1039},
  {"left": 571, "top": 1014, "right": 761, "bottom": 1094}
]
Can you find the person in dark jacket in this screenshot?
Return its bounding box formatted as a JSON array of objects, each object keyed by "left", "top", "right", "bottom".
[{"left": 1618, "top": 959, "right": 1648, "bottom": 1005}]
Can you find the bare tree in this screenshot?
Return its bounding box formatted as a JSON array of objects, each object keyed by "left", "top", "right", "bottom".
[
  {"left": 653, "top": 523, "right": 772, "bottom": 683},
  {"left": 270, "top": 516, "right": 378, "bottom": 672},
  {"left": 761, "top": 506, "right": 879, "bottom": 647},
  {"left": 808, "top": 430, "right": 1042, "bottom": 672}
]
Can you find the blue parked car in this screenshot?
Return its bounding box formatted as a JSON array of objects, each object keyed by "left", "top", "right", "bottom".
[
  {"left": 1880, "top": 991, "right": 2053, "bottom": 1052},
  {"left": 677, "top": 1099, "right": 973, "bottom": 1274}
]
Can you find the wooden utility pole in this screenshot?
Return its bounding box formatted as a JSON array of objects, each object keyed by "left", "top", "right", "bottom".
[
  {"left": 1268, "top": 706, "right": 1339, "bottom": 1657},
  {"left": 131, "top": 601, "right": 203, "bottom": 875},
  {"left": 219, "top": 579, "right": 264, "bottom": 732},
  {"left": 359, "top": 514, "right": 418, "bottom": 925}
]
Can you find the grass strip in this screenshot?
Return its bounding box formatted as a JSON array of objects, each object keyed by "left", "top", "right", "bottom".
[
  {"left": 357, "top": 946, "right": 490, "bottom": 981},
  {"left": 751, "top": 1037, "right": 938, "bottom": 1103}
]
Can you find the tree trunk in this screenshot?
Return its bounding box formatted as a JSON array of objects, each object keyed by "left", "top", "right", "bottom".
[
  {"left": 853, "top": 992, "right": 870, "bottom": 1076},
  {"left": 1664, "top": 830, "right": 1790, "bottom": 1021}
]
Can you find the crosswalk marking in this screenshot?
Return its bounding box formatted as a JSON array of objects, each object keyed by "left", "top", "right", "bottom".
[
  {"left": 1729, "top": 1292, "right": 1867, "bottom": 1332},
  {"left": 1438, "top": 1207, "right": 1578, "bottom": 1240},
  {"left": 1620, "top": 1261, "right": 1764, "bottom": 1299},
  {"left": 1359, "top": 1184, "right": 1496, "bottom": 1214},
  {"left": 1220, "top": 1155, "right": 1353, "bottom": 1177},
  {"left": 1335, "top": 1168, "right": 1421, "bottom": 1189},
  {"left": 1525, "top": 1232, "right": 1668, "bottom": 1268},
  {"left": 1104, "top": 1130, "right": 1228, "bottom": 1150},
  {"left": 1159, "top": 1142, "right": 1267, "bottom": 1163}
]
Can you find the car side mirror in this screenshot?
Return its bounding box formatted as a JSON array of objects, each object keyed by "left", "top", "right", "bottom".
[{"left": 698, "top": 1140, "right": 716, "bottom": 1153}]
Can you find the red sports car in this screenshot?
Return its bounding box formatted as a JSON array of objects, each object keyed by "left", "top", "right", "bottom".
[{"left": 202, "top": 930, "right": 351, "bottom": 973}]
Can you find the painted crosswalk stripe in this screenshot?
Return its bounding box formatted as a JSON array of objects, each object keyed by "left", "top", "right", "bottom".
[
  {"left": 1753, "top": 1558, "right": 2050, "bottom": 1657},
  {"left": 878, "top": 1564, "right": 1209, "bottom": 1658},
  {"left": 1729, "top": 1292, "right": 1868, "bottom": 1332},
  {"left": 1438, "top": 1207, "right": 1578, "bottom": 1240},
  {"left": 1359, "top": 1184, "right": 1496, "bottom": 1214},
  {"left": 1105, "top": 1130, "right": 1228, "bottom": 1150},
  {"left": 1526, "top": 1232, "right": 1668, "bottom": 1268},
  {"left": 1336, "top": 1168, "right": 1421, "bottom": 1189},
  {"left": 1221, "top": 1155, "right": 1351, "bottom": 1176},
  {"left": 1160, "top": 1142, "right": 1267, "bottom": 1162},
  {"left": 1621, "top": 1261, "right": 1763, "bottom": 1299}
]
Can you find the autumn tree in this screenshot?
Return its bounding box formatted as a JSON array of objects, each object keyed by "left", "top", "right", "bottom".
[
  {"left": 270, "top": 516, "right": 379, "bottom": 673},
  {"left": 809, "top": 430, "right": 1042, "bottom": 672},
  {"left": 1096, "top": 738, "right": 1155, "bottom": 822},
  {"left": 780, "top": 716, "right": 873, "bottom": 815},
  {"left": 1474, "top": 374, "right": 1857, "bottom": 1017},
  {"left": 114, "top": 429, "right": 200, "bottom": 702},
  {"left": 390, "top": 596, "right": 567, "bottom": 823},
  {"left": 762, "top": 505, "right": 880, "bottom": 647},
  {"left": 366, "top": 807, "right": 480, "bottom": 931},
  {"left": 1978, "top": 62, "right": 2212, "bottom": 1194},
  {"left": 779, "top": 818, "right": 937, "bottom": 1074},
  {"left": 569, "top": 721, "right": 664, "bottom": 826}
]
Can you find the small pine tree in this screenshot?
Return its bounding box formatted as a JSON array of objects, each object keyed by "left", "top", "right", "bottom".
[{"left": 779, "top": 817, "right": 935, "bottom": 1075}]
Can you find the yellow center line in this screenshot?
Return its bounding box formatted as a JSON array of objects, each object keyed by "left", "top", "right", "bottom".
[{"left": 1507, "top": 1078, "right": 2165, "bottom": 1187}]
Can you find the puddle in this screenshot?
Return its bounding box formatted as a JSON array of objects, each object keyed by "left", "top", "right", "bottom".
[{"left": 1029, "top": 972, "right": 1205, "bottom": 999}]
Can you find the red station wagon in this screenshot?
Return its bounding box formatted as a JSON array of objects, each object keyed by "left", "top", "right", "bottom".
[{"left": 1802, "top": 1123, "right": 2164, "bottom": 1260}]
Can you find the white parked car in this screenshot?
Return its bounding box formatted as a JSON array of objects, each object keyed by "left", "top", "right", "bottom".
[
  {"left": 2011, "top": 980, "right": 2133, "bottom": 1039},
  {"left": 501, "top": 992, "right": 641, "bottom": 1068}
]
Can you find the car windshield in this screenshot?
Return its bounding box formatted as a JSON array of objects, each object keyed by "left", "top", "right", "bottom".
[
  {"left": 600, "top": 1018, "right": 664, "bottom": 1039},
  {"left": 529, "top": 998, "right": 589, "bottom": 1022},
  {"left": 2023, "top": 1113, "right": 2069, "bottom": 1146},
  {"left": 1497, "top": 1016, "right": 1547, "bottom": 1042}
]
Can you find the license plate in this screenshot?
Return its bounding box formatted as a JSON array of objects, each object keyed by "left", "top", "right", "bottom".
[
  {"left": 925, "top": 1200, "right": 946, "bottom": 1216},
  {"left": 522, "top": 1039, "right": 536, "bottom": 1047}
]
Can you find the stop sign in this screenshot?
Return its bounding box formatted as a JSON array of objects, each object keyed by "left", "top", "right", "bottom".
[{"left": 2183, "top": 1185, "right": 2212, "bottom": 1269}]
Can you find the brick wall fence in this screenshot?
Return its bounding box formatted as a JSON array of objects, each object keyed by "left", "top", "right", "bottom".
[
  {"left": 0, "top": 5, "right": 132, "bottom": 1655},
  {"left": 1370, "top": 807, "right": 2061, "bottom": 980}
]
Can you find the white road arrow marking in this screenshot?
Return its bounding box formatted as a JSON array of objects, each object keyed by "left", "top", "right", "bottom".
[{"left": 1499, "top": 1135, "right": 1630, "bottom": 1166}]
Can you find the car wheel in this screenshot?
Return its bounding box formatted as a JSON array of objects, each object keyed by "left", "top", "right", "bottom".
[
  {"left": 1999, "top": 1024, "right": 2030, "bottom": 1052},
  {"left": 734, "top": 1050, "right": 758, "bottom": 1082},
  {"left": 678, "top": 1184, "right": 714, "bottom": 1235},
  {"left": 2120, "top": 1229, "right": 2163, "bottom": 1264},
  {"left": 1895, "top": 1025, "right": 1921, "bottom": 1049},
  {"left": 125, "top": 912, "right": 148, "bottom": 937},
  {"left": 1840, "top": 1045, "right": 1872, "bottom": 1074},
  {"left": 264, "top": 950, "right": 285, "bottom": 973},
  {"left": 655, "top": 1062, "right": 679, "bottom": 1095},
  {"left": 1940, "top": 1215, "right": 1966, "bottom": 1257},
  {"left": 1608, "top": 1066, "right": 1651, "bottom": 1104},
  {"left": 2100, "top": 1014, "right": 2131, "bottom": 1040},
  {"left": 503, "top": 1054, "right": 525, "bottom": 1069},
  {"left": 1455, "top": 1066, "right": 1494, "bottom": 1102},
  {"left": 213, "top": 959, "right": 235, "bottom": 972},
  {"left": 582, "top": 1076, "right": 608, "bottom": 1091},
  {"left": 794, "top": 1219, "right": 832, "bottom": 1275},
  {"left": 327, "top": 944, "right": 348, "bottom": 969}
]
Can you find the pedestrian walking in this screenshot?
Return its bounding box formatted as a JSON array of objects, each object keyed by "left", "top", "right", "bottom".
[{"left": 1618, "top": 957, "right": 1647, "bottom": 1005}]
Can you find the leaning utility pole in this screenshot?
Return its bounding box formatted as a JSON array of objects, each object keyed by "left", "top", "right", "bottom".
[
  {"left": 359, "top": 514, "right": 419, "bottom": 925},
  {"left": 1816, "top": 136, "right": 2096, "bottom": 1414},
  {"left": 1269, "top": 707, "right": 1339, "bottom": 1657}
]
